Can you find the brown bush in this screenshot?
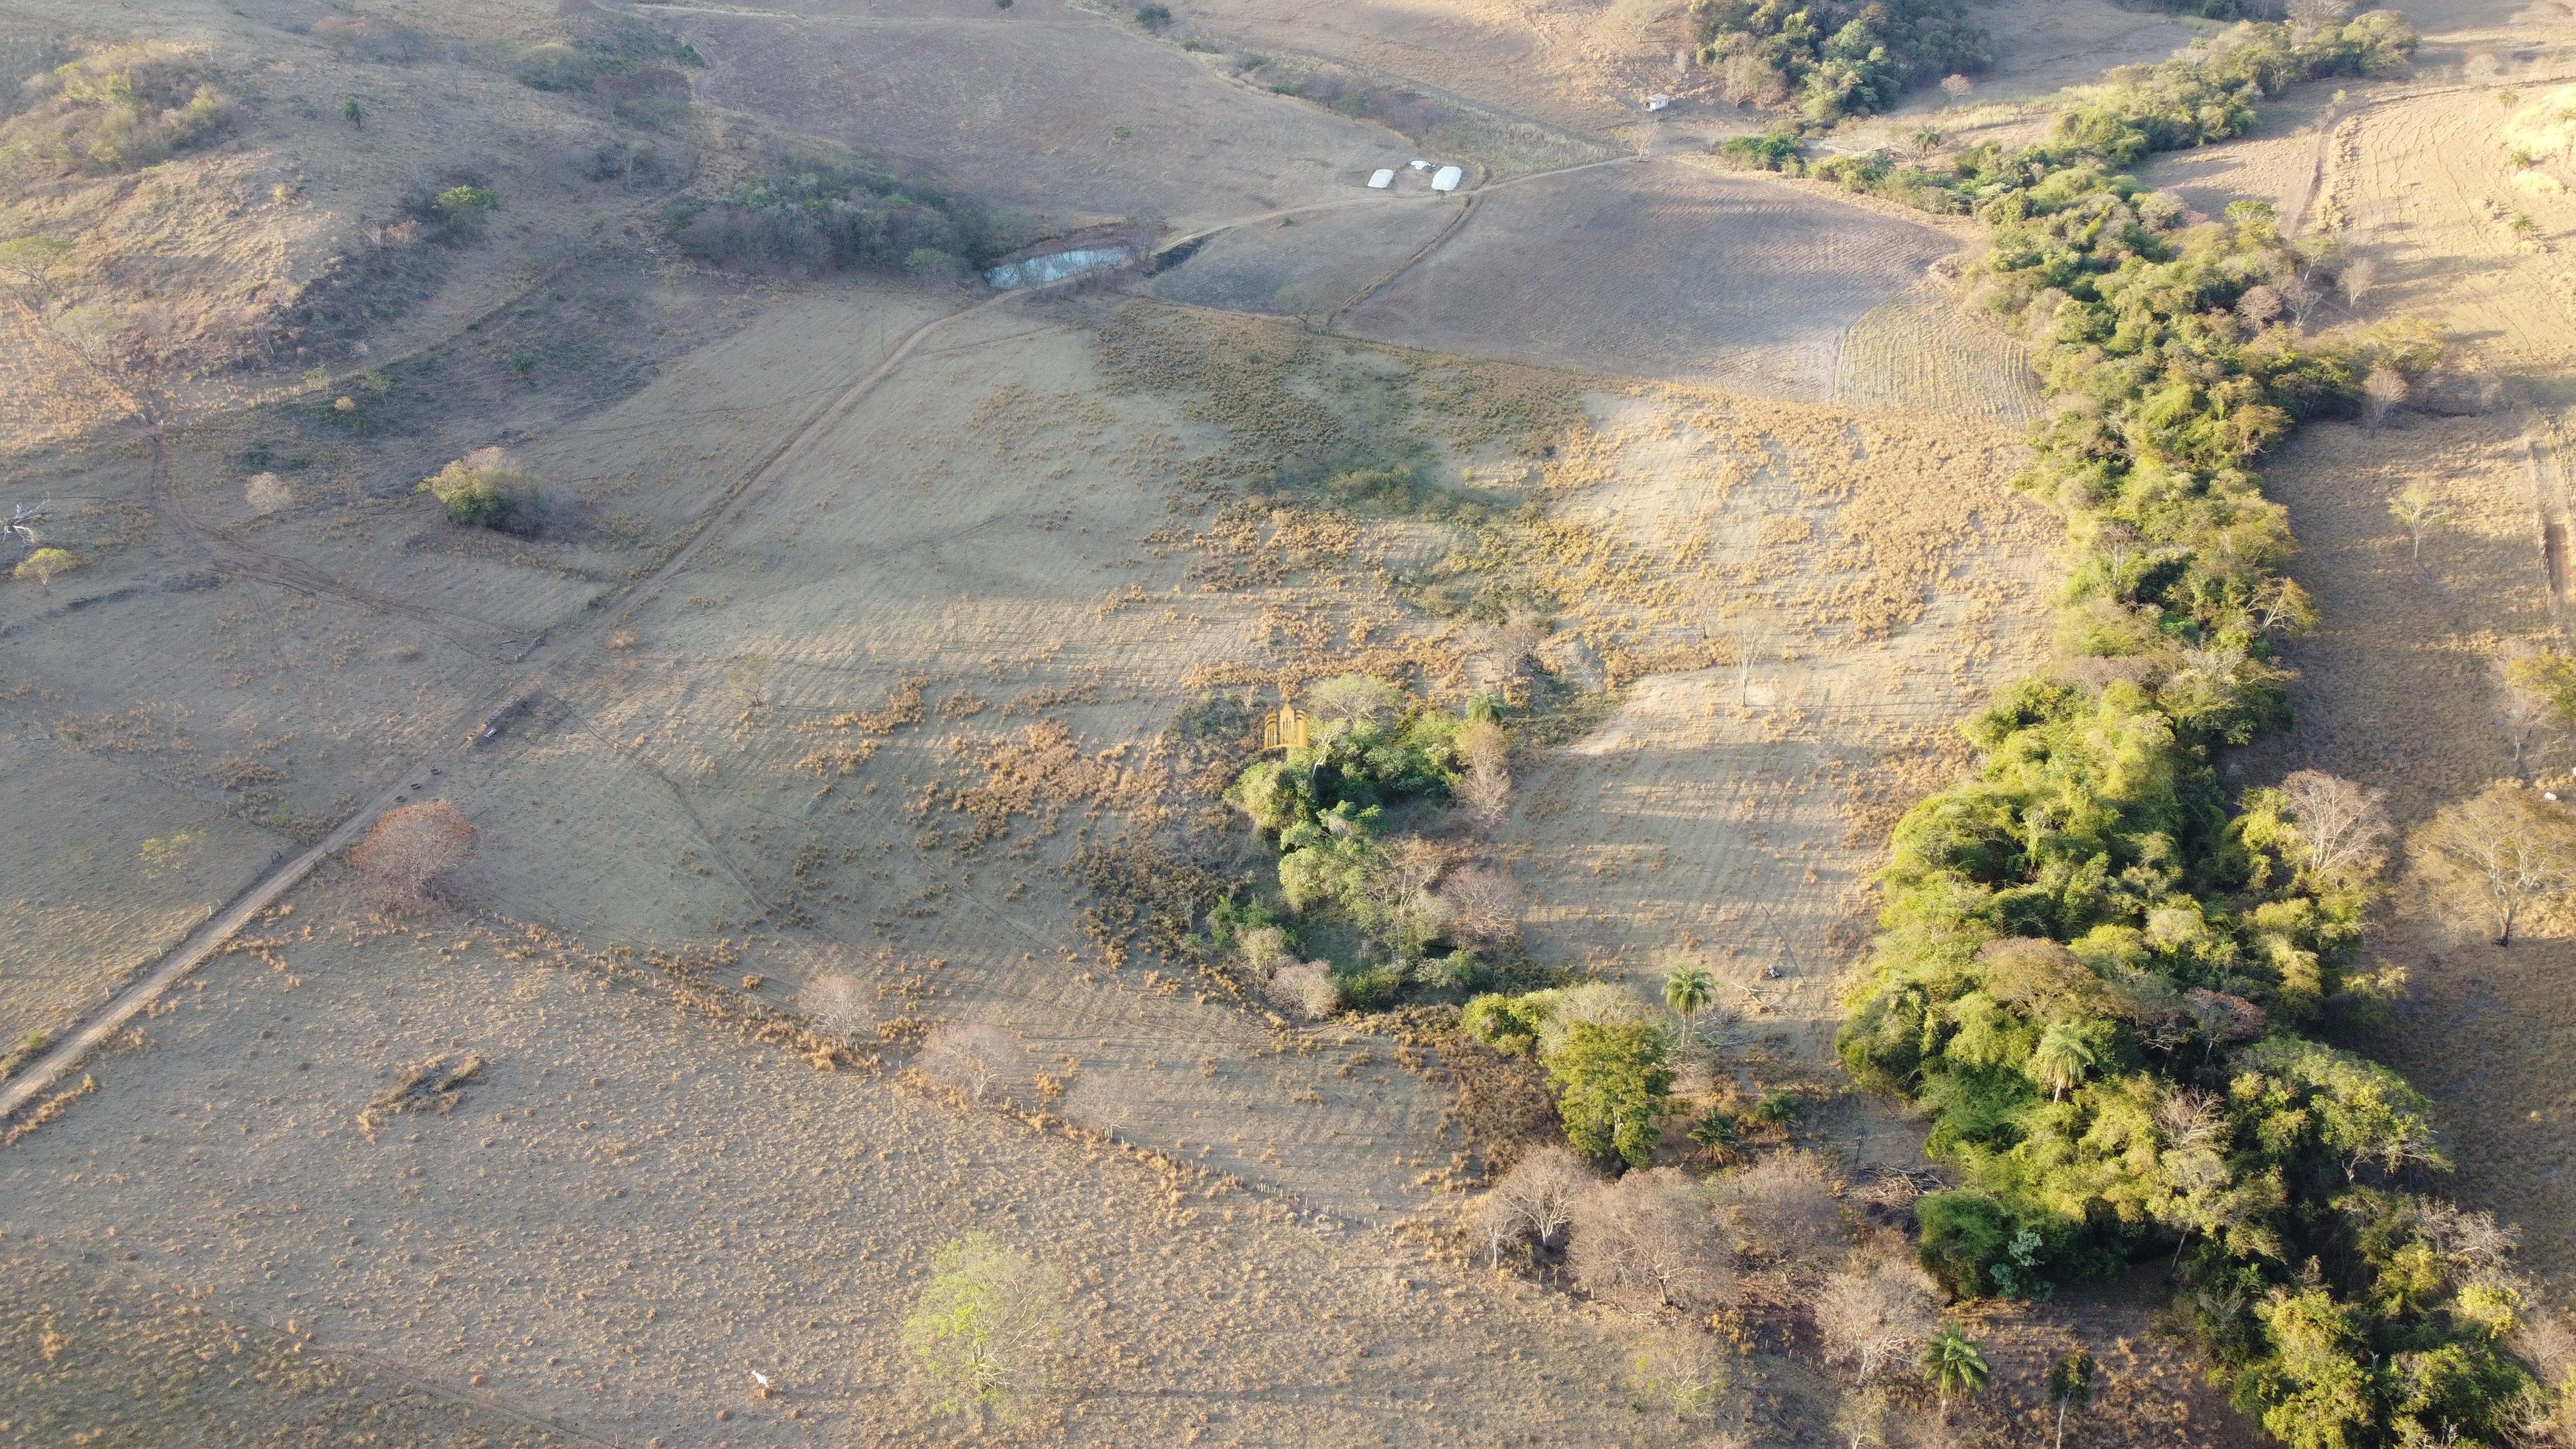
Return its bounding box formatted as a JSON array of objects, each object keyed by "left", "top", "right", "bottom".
[
  {"left": 1719, "top": 1150, "right": 1844, "bottom": 1265},
  {"left": 1569, "top": 1167, "right": 1733, "bottom": 1312},
  {"left": 917, "top": 1021, "right": 1029, "bottom": 1103},
  {"left": 1815, "top": 1253, "right": 1939, "bottom": 1383},
  {"left": 1473, "top": 1144, "right": 1595, "bottom": 1265},
  {"left": 797, "top": 974, "right": 876, "bottom": 1043},
  {"left": 350, "top": 800, "right": 474, "bottom": 911},
  {"left": 1435, "top": 864, "right": 1521, "bottom": 951}
]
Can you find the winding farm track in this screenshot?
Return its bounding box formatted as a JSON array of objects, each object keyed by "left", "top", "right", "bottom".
[
  {"left": 0, "top": 135, "right": 1665, "bottom": 1125},
  {"left": 0, "top": 284, "right": 1039, "bottom": 1121}
]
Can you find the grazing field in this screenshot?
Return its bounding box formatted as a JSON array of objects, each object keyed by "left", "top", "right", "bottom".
[
  {"left": 1150, "top": 197, "right": 1460, "bottom": 318},
  {"left": 27, "top": 0, "right": 2576, "bottom": 1442},
  {"left": 1337, "top": 160, "right": 1955, "bottom": 397},
  {"left": 673, "top": 0, "right": 1409, "bottom": 232}
]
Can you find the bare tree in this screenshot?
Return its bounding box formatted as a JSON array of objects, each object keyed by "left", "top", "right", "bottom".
[
  {"left": 1453, "top": 717, "right": 1513, "bottom": 825},
  {"left": 1478, "top": 1145, "right": 1594, "bottom": 1265},
  {"left": 1570, "top": 1167, "right": 1734, "bottom": 1312},
  {"left": 2286, "top": 0, "right": 2352, "bottom": 37},
  {"left": 1940, "top": 73, "right": 1973, "bottom": 100},
  {"left": 2237, "top": 284, "right": 2285, "bottom": 328},
  {"left": 2363, "top": 366, "right": 2411, "bottom": 430},
  {"left": 797, "top": 974, "right": 877, "bottom": 1043},
  {"left": 1832, "top": 1385, "right": 1893, "bottom": 1449},
  {"left": 1631, "top": 1327, "right": 1731, "bottom": 1421},
  {"left": 2420, "top": 781, "right": 2576, "bottom": 945},
  {"left": 2495, "top": 647, "right": 2560, "bottom": 775},
  {"left": 1456, "top": 762, "right": 1513, "bottom": 826},
  {"left": 1310, "top": 672, "right": 1404, "bottom": 727},
  {"left": 2276, "top": 770, "right": 2394, "bottom": 887},
  {"left": 917, "top": 1022, "right": 1031, "bottom": 1102},
  {"left": 1720, "top": 1150, "right": 1845, "bottom": 1265},
  {"left": 1435, "top": 864, "right": 1522, "bottom": 950},
  {"left": 1817, "top": 1256, "right": 1940, "bottom": 1383},
  {"left": 2387, "top": 483, "right": 2447, "bottom": 560},
  {"left": 1264, "top": 960, "right": 1340, "bottom": 1019},
  {"left": 2340, "top": 254, "right": 2378, "bottom": 310},
  {"left": 350, "top": 800, "right": 475, "bottom": 912}
]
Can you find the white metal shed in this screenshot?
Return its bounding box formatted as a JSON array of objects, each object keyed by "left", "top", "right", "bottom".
[{"left": 1431, "top": 165, "right": 1463, "bottom": 193}]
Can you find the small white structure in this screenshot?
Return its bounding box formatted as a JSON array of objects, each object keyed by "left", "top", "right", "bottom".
[
  {"left": 1646, "top": 93, "right": 1672, "bottom": 111},
  {"left": 1409, "top": 158, "right": 1432, "bottom": 171},
  {"left": 1430, "top": 164, "right": 1464, "bottom": 193},
  {"left": 1366, "top": 167, "right": 1396, "bottom": 189}
]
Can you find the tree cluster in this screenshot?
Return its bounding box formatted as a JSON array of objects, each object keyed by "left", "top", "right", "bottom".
[
  {"left": 666, "top": 159, "right": 1006, "bottom": 278},
  {"left": 1822, "top": 16, "right": 2557, "bottom": 1446},
  {"left": 1691, "top": 0, "right": 1989, "bottom": 124},
  {"left": 1222, "top": 682, "right": 1522, "bottom": 1010}
]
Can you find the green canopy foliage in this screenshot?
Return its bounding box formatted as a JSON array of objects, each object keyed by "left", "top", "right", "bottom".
[{"left": 1827, "top": 15, "right": 2546, "bottom": 1446}]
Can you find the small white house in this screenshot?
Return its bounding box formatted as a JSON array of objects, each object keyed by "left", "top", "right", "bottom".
[
  {"left": 1367, "top": 168, "right": 1396, "bottom": 189},
  {"left": 1431, "top": 165, "right": 1463, "bottom": 193}
]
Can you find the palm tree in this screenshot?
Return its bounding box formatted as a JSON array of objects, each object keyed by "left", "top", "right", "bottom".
[
  {"left": 1910, "top": 125, "right": 1943, "bottom": 158},
  {"left": 1664, "top": 964, "right": 1716, "bottom": 1050},
  {"left": 2030, "top": 1023, "right": 2096, "bottom": 1102},
  {"left": 1923, "top": 1322, "right": 1990, "bottom": 1421}
]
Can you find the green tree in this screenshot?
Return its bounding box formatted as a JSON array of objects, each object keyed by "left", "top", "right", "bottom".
[
  {"left": 1911, "top": 125, "right": 1943, "bottom": 157},
  {"left": 1923, "top": 1322, "right": 1990, "bottom": 1421},
  {"left": 342, "top": 96, "right": 362, "bottom": 128},
  {"left": 899, "top": 1232, "right": 1068, "bottom": 1424},
  {"left": 1546, "top": 1018, "right": 1673, "bottom": 1168},
  {"left": 1663, "top": 962, "right": 1715, "bottom": 1050},
  {"left": 2046, "top": 1346, "right": 2095, "bottom": 1448},
  {"left": 0, "top": 235, "right": 72, "bottom": 288},
  {"left": 13, "top": 547, "right": 78, "bottom": 589}
]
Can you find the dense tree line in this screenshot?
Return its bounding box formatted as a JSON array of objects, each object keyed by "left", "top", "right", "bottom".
[
  {"left": 1798, "top": 17, "right": 2563, "bottom": 1446},
  {"left": 665, "top": 160, "right": 1002, "bottom": 277},
  {"left": 1692, "top": 0, "right": 1989, "bottom": 124}
]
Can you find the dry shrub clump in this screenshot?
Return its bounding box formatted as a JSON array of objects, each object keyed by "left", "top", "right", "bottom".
[
  {"left": 916, "top": 1021, "right": 1029, "bottom": 1103},
  {"left": 1473, "top": 1144, "right": 1596, "bottom": 1266},
  {"left": 1264, "top": 960, "right": 1341, "bottom": 1019},
  {"left": 0, "top": 44, "right": 234, "bottom": 176},
  {"left": 1719, "top": 1150, "right": 1844, "bottom": 1265},
  {"left": 1453, "top": 717, "right": 1512, "bottom": 826},
  {"left": 243, "top": 472, "right": 292, "bottom": 515},
  {"left": 797, "top": 974, "right": 876, "bottom": 1043},
  {"left": 1815, "top": 1250, "right": 1940, "bottom": 1383},
  {"left": 1569, "top": 1167, "right": 1734, "bottom": 1313},
  {"left": 1434, "top": 863, "right": 1522, "bottom": 951},
  {"left": 349, "top": 801, "right": 474, "bottom": 913}
]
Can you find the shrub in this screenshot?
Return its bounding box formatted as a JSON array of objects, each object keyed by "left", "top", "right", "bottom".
[
  {"left": 418, "top": 448, "right": 544, "bottom": 533},
  {"left": 0, "top": 44, "right": 234, "bottom": 176},
  {"left": 350, "top": 801, "right": 473, "bottom": 912},
  {"left": 12, "top": 547, "right": 79, "bottom": 589},
  {"left": 915, "top": 1022, "right": 1029, "bottom": 1102},
  {"left": 1264, "top": 960, "right": 1340, "bottom": 1019},
  {"left": 797, "top": 974, "right": 875, "bottom": 1042},
  {"left": 244, "top": 472, "right": 291, "bottom": 515},
  {"left": 1137, "top": 2, "right": 1172, "bottom": 26}
]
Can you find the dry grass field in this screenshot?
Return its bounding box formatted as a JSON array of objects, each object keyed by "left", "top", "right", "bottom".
[
  {"left": 17, "top": 0, "right": 2576, "bottom": 1441},
  {"left": 1335, "top": 159, "right": 1956, "bottom": 397}
]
